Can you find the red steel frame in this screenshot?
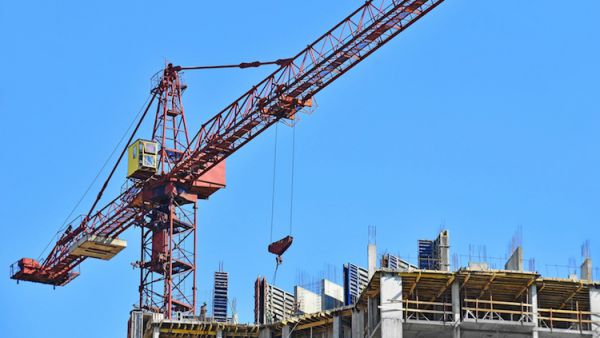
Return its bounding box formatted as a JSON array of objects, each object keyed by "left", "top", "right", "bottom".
[
  {"left": 11, "top": 0, "right": 446, "bottom": 318},
  {"left": 137, "top": 203, "right": 197, "bottom": 317},
  {"left": 136, "top": 68, "right": 198, "bottom": 317}
]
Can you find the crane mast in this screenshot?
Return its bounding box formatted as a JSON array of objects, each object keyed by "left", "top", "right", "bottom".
[
  {"left": 136, "top": 68, "right": 201, "bottom": 315},
  {"left": 10, "top": 0, "right": 446, "bottom": 319}
]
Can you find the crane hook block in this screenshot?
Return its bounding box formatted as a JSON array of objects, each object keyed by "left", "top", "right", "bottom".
[{"left": 268, "top": 235, "right": 293, "bottom": 264}]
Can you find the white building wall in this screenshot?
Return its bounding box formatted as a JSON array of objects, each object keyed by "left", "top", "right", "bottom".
[
  {"left": 322, "top": 279, "right": 344, "bottom": 310},
  {"left": 295, "top": 286, "right": 322, "bottom": 314}
]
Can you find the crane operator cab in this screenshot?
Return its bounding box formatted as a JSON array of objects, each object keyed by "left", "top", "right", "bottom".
[{"left": 127, "top": 139, "right": 158, "bottom": 179}]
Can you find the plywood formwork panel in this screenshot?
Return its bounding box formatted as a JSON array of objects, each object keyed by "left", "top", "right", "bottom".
[{"left": 458, "top": 269, "right": 539, "bottom": 303}]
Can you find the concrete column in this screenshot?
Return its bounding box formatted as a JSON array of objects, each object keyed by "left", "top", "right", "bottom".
[
  {"left": 590, "top": 287, "right": 600, "bottom": 337},
  {"left": 380, "top": 273, "right": 402, "bottom": 338},
  {"left": 333, "top": 315, "right": 342, "bottom": 338},
  {"left": 368, "top": 244, "right": 377, "bottom": 279},
  {"left": 352, "top": 309, "right": 365, "bottom": 338},
  {"left": 451, "top": 279, "right": 461, "bottom": 338},
  {"left": 282, "top": 325, "right": 291, "bottom": 338},
  {"left": 259, "top": 327, "right": 272, "bottom": 338},
  {"left": 344, "top": 325, "right": 351, "bottom": 338},
  {"left": 152, "top": 325, "right": 160, "bottom": 338},
  {"left": 581, "top": 258, "right": 593, "bottom": 282},
  {"left": 216, "top": 329, "right": 223, "bottom": 338},
  {"left": 530, "top": 284, "right": 539, "bottom": 338},
  {"left": 367, "top": 295, "right": 378, "bottom": 335},
  {"left": 438, "top": 230, "right": 450, "bottom": 272}
]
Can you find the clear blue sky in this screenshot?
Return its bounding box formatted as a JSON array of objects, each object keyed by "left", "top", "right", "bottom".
[{"left": 1, "top": 1, "right": 599, "bottom": 337}]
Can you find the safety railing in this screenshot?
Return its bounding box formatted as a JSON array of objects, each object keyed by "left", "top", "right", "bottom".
[
  {"left": 463, "top": 298, "right": 533, "bottom": 323},
  {"left": 403, "top": 299, "right": 453, "bottom": 322},
  {"left": 9, "top": 261, "right": 20, "bottom": 279},
  {"left": 400, "top": 297, "right": 599, "bottom": 333},
  {"left": 538, "top": 307, "right": 593, "bottom": 332}
]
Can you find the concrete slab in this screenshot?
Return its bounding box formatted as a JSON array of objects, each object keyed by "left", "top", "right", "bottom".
[
  {"left": 538, "top": 327, "right": 593, "bottom": 338},
  {"left": 404, "top": 320, "right": 454, "bottom": 338},
  {"left": 461, "top": 319, "right": 534, "bottom": 334}
]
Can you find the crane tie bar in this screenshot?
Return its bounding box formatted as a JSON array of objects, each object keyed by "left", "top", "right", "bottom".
[{"left": 174, "top": 58, "right": 293, "bottom": 72}]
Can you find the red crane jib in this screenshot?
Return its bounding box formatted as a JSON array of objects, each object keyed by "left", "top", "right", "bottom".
[{"left": 11, "top": 0, "right": 446, "bottom": 289}]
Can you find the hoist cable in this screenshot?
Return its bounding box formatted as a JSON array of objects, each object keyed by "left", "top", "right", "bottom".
[
  {"left": 84, "top": 90, "right": 159, "bottom": 222},
  {"left": 269, "top": 123, "right": 279, "bottom": 243},
  {"left": 289, "top": 123, "right": 296, "bottom": 235},
  {"left": 37, "top": 93, "right": 155, "bottom": 261},
  {"left": 272, "top": 262, "right": 279, "bottom": 285}
]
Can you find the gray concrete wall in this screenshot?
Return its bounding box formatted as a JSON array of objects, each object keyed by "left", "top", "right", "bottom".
[
  {"left": 259, "top": 327, "right": 272, "bottom": 338},
  {"left": 352, "top": 309, "right": 364, "bottom": 338},
  {"left": 380, "top": 273, "right": 402, "bottom": 338},
  {"left": 581, "top": 258, "right": 593, "bottom": 282},
  {"left": 505, "top": 246, "right": 523, "bottom": 271},
  {"left": 333, "top": 315, "right": 341, "bottom": 338},
  {"left": 591, "top": 287, "right": 600, "bottom": 337}
]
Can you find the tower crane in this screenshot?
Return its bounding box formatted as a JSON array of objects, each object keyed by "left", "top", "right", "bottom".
[{"left": 10, "top": 0, "right": 445, "bottom": 319}]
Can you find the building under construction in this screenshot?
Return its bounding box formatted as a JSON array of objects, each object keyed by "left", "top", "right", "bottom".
[{"left": 129, "top": 230, "right": 600, "bottom": 338}]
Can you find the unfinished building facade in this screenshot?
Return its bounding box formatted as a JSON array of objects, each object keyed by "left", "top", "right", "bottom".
[
  {"left": 132, "top": 268, "right": 600, "bottom": 338},
  {"left": 130, "top": 230, "right": 598, "bottom": 338}
]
